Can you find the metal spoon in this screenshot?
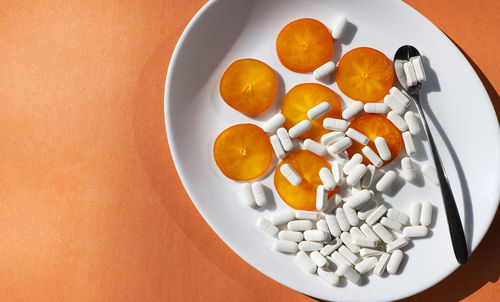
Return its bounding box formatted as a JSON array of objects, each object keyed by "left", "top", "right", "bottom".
[{"left": 394, "top": 45, "right": 468, "bottom": 264}]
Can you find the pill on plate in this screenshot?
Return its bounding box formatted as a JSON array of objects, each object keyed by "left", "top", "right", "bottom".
[
  {"left": 336, "top": 208, "right": 351, "bottom": 232},
  {"left": 360, "top": 247, "right": 383, "bottom": 257},
  {"left": 304, "top": 138, "right": 327, "bottom": 156},
  {"left": 319, "top": 167, "right": 336, "bottom": 191},
  {"left": 409, "top": 202, "right": 422, "bottom": 226},
  {"left": 387, "top": 208, "right": 410, "bottom": 225},
  {"left": 404, "top": 111, "right": 421, "bottom": 135},
  {"left": 372, "top": 223, "right": 394, "bottom": 244},
  {"left": 331, "top": 160, "right": 344, "bottom": 184},
  {"left": 298, "top": 240, "right": 324, "bottom": 252},
  {"left": 343, "top": 204, "right": 359, "bottom": 226},
  {"left": 338, "top": 263, "right": 362, "bottom": 284},
  {"left": 330, "top": 251, "right": 351, "bottom": 267},
  {"left": 420, "top": 201, "right": 433, "bottom": 226},
  {"left": 352, "top": 237, "right": 379, "bottom": 248},
  {"left": 278, "top": 230, "right": 304, "bottom": 242},
  {"left": 331, "top": 16, "right": 348, "bottom": 40},
  {"left": 327, "top": 137, "right": 352, "bottom": 154},
  {"left": 364, "top": 102, "right": 389, "bottom": 114},
  {"left": 262, "top": 113, "right": 285, "bottom": 133},
  {"left": 317, "top": 267, "right": 340, "bottom": 286},
  {"left": 389, "top": 87, "right": 411, "bottom": 108},
  {"left": 345, "top": 128, "right": 369, "bottom": 145},
  {"left": 304, "top": 230, "right": 328, "bottom": 242},
  {"left": 295, "top": 210, "right": 320, "bottom": 220},
  {"left": 375, "top": 170, "right": 397, "bottom": 192},
  {"left": 316, "top": 185, "right": 328, "bottom": 211},
  {"left": 361, "top": 164, "right": 376, "bottom": 189},
  {"left": 401, "top": 156, "right": 416, "bottom": 182},
  {"left": 273, "top": 239, "right": 299, "bottom": 253},
  {"left": 344, "top": 189, "right": 371, "bottom": 209},
  {"left": 289, "top": 120, "right": 311, "bottom": 138},
  {"left": 374, "top": 252, "right": 391, "bottom": 276},
  {"left": 422, "top": 164, "right": 439, "bottom": 185},
  {"left": 374, "top": 137, "right": 391, "bottom": 160},
  {"left": 384, "top": 94, "right": 406, "bottom": 115},
  {"left": 296, "top": 251, "right": 317, "bottom": 273},
  {"left": 366, "top": 205, "right": 388, "bottom": 226},
  {"left": 380, "top": 217, "right": 403, "bottom": 232},
  {"left": 325, "top": 214, "right": 342, "bottom": 237},
  {"left": 340, "top": 232, "right": 360, "bottom": 254},
  {"left": 402, "top": 131, "right": 416, "bottom": 156},
  {"left": 271, "top": 210, "right": 295, "bottom": 225},
  {"left": 276, "top": 127, "right": 294, "bottom": 151},
  {"left": 338, "top": 245, "right": 360, "bottom": 265},
  {"left": 313, "top": 62, "right": 336, "bottom": 80},
  {"left": 355, "top": 257, "right": 377, "bottom": 275},
  {"left": 288, "top": 220, "right": 313, "bottom": 231},
  {"left": 346, "top": 164, "right": 368, "bottom": 186},
  {"left": 362, "top": 146, "right": 383, "bottom": 167},
  {"left": 310, "top": 250, "right": 328, "bottom": 267},
  {"left": 280, "top": 163, "right": 301, "bottom": 186},
  {"left": 411, "top": 56, "right": 426, "bottom": 83},
  {"left": 240, "top": 183, "right": 255, "bottom": 207},
  {"left": 358, "top": 200, "right": 379, "bottom": 220},
  {"left": 360, "top": 223, "right": 381, "bottom": 241},
  {"left": 323, "top": 118, "right": 348, "bottom": 131},
  {"left": 387, "top": 250, "right": 404, "bottom": 274},
  {"left": 320, "top": 238, "right": 343, "bottom": 256},
  {"left": 257, "top": 217, "right": 279, "bottom": 236},
  {"left": 251, "top": 182, "right": 267, "bottom": 207},
  {"left": 403, "top": 226, "right": 428, "bottom": 238},
  {"left": 343, "top": 153, "right": 363, "bottom": 175},
  {"left": 321, "top": 131, "right": 344, "bottom": 146},
  {"left": 270, "top": 135, "right": 286, "bottom": 159},
  {"left": 386, "top": 237, "right": 410, "bottom": 253},
  {"left": 342, "top": 101, "right": 364, "bottom": 120},
  {"left": 387, "top": 111, "right": 409, "bottom": 131},
  {"left": 404, "top": 61, "right": 418, "bottom": 87}
]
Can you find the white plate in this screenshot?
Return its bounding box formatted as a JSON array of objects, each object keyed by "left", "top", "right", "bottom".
[{"left": 164, "top": 0, "right": 500, "bottom": 300}]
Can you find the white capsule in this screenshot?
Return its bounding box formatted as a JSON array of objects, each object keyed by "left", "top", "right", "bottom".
[
  {"left": 280, "top": 163, "right": 301, "bottom": 186},
  {"left": 344, "top": 189, "right": 371, "bottom": 209},
  {"left": 251, "top": 182, "right": 267, "bottom": 207},
  {"left": 403, "top": 226, "right": 428, "bottom": 238},
  {"left": 327, "top": 137, "right": 352, "bottom": 154},
  {"left": 316, "top": 219, "right": 330, "bottom": 233},
  {"left": 338, "top": 245, "right": 360, "bottom": 265},
  {"left": 345, "top": 128, "right": 369, "bottom": 145},
  {"left": 362, "top": 146, "right": 383, "bottom": 167},
  {"left": 313, "top": 62, "right": 336, "bottom": 80},
  {"left": 360, "top": 223, "right": 380, "bottom": 241},
  {"left": 404, "top": 61, "right": 418, "bottom": 87},
  {"left": 273, "top": 239, "right": 299, "bottom": 253},
  {"left": 262, "top": 113, "right": 285, "bottom": 133},
  {"left": 340, "top": 232, "right": 360, "bottom": 254},
  {"left": 364, "top": 102, "right": 389, "bottom": 114},
  {"left": 316, "top": 185, "right": 328, "bottom": 211},
  {"left": 376, "top": 170, "right": 397, "bottom": 192},
  {"left": 289, "top": 120, "right": 311, "bottom": 138},
  {"left": 278, "top": 230, "right": 304, "bottom": 242},
  {"left": 287, "top": 220, "right": 313, "bottom": 231},
  {"left": 387, "top": 111, "right": 409, "bottom": 131},
  {"left": 360, "top": 247, "right": 383, "bottom": 257},
  {"left": 374, "top": 137, "right": 391, "bottom": 161},
  {"left": 331, "top": 16, "right": 348, "bottom": 40},
  {"left": 401, "top": 157, "right": 416, "bottom": 182},
  {"left": 372, "top": 223, "right": 394, "bottom": 244},
  {"left": 324, "top": 193, "right": 342, "bottom": 214},
  {"left": 257, "top": 217, "right": 279, "bottom": 236},
  {"left": 352, "top": 237, "right": 379, "bottom": 248},
  {"left": 270, "top": 210, "right": 295, "bottom": 225},
  {"left": 411, "top": 56, "right": 426, "bottom": 83},
  {"left": 355, "top": 257, "right": 377, "bottom": 275},
  {"left": 384, "top": 94, "right": 406, "bottom": 115},
  {"left": 310, "top": 250, "right": 328, "bottom": 267},
  {"left": 317, "top": 267, "right": 340, "bottom": 286},
  {"left": 304, "top": 138, "right": 327, "bottom": 156},
  {"left": 342, "top": 101, "right": 364, "bottom": 120},
  {"left": 304, "top": 230, "right": 328, "bottom": 242},
  {"left": 346, "top": 164, "right": 367, "bottom": 186},
  {"left": 336, "top": 208, "right": 351, "bottom": 232},
  {"left": 338, "top": 263, "right": 362, "bottom": 284},
  {"left": 361, "top": 164, "right": 376, "bottom": 189},
  {"left": 358, "top": 200, "right": 379, "bottom": 221},
  {"left": 331, "top": 161, "right": 344, "bottom": 185},
  {"left": 349, "top": 226, "right": 366, "bottom": 240},
  {"left": 270, "top": 135, "right": 286, "bottom": 159},
  {"left": 318, "top": 168, "right": 336, "bottom": 191},
  {"left": 276, "top": 127, "right": 294, "bottom": 151},
  {"left": 387, "top": 250, "right": 404, "bottom": 274},
  {"left": 298, "top": 240, "right": 324, "bottom": 252},
  {"left": 422, "top": 164, "right": 439, "bottom": 185},
  {"left": 420, "top": 201, "right": 433, "bottom": 226},
  {"left": 343, "top": 153, "right": 363, "bottom": 175},
  {"left": 386, "top": 237, "right": 410, "bottom": 253},
  {"left": 296, "top": 251, "right": 317, "bottom": 273},
  {"left": 366, "top": 205, "right": 388, "bottom": 226},
  {"left": 323, "top": 118, "right": 348, "bottom": 131},
  {"left": 320, "top": 238, "right": 342, "bottom": 256},
  {"left": 325, "top": 214, "right": 342, "bottom": 237},
  {"left": 387, "top": 208, "right": 410, "bottom": 225},
  {"left": 295, "top": 210, "right": 319, "bottom": 220},
  {"left": 343, "top": 204, "right": 359, "bottom": 226},
  {"left": 389, "top": 87, "right": 411, "bottom": 108},
  {"left": 240, "top": 183, "right": 256, "bottom": 207},
  {"left": 402, "top": 131, "right": 416, "bottom": 156},
  {"left": 381, "top": 217, "right": 403, "bottom": 232},
  {"left": 374, "top": 252, "right": 391, "bottom": 276},
  {"left": 333, "top": 152, "right": 350, "bottom": 164},
  {"left": 409, "top": 202, "right": 422, "bottom": 226},
  {"left": 404, "top": 111, "right": 421, "bottom": 135},
  {"left": 321, "top": 132, "right": 344, "bottom": 146},
  {"left": 330, "top": 251, "right": 351, "bottom": 267}
]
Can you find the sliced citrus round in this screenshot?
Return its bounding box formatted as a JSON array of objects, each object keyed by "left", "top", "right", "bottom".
[
  {"left": 274, "top": 150, "right": 331, "bottom": 210},
  {"left": 336, "top": 47, "right": 394, "bottom": 103},
  {"left": 346, "top": 113, "right": 402, "bottom": 165},
  {"left": 276, "top": 18, "right": 334, "bottom": 73},
  {"left": 220, "top": 59, "right": 278, "bottom": 115},
  {"left": 213, "top": 124, "right": 273, "bottom": 181},
  {"left": 281, "top": 83, "right": 342, "bottom": 141}
]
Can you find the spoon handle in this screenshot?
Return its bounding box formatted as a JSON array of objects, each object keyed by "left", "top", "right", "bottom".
[{"left": 411, "top": 97, "right": 468, "bottom": 264}]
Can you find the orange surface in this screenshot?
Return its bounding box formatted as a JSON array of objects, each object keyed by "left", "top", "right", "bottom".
[{"left": 0, "top": 0, "right": 498, "bottom": 301}]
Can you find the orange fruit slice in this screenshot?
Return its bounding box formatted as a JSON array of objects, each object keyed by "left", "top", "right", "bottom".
[
  {"left": 276, "top": 18, "right": 334, "bottom": 73},
  {"left": 336, "top": 47, "right": 394, "bottom": 103},
  {"left": 346, "top": 114, "right": 402, "bottom": 165},
  {"left": 220, "top": 59, "right": 278, "bottom": 115},
  {"left": 213, "top": 124, "right": 273, "bottom": 181},
  {"left": 275, "top": 150, "right": 331, "bottom": 210},
  {"left": 281, "top": 83, "right": 342, "bottom": 141}
]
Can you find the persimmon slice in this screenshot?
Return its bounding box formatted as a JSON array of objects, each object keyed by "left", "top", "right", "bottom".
[
  {"left": 276, "top": 18, "right": 334, "bottom": 73},
  {"left": 346, "top": 114, "right": 402, "bottom": 165},
  {"left": 214, "top": 124, "right": 273, "bottom": 181},
  {"left": 281, "top": 83, "right": 342, "bottom": 141},
  {"left": 220, "top": 59, "right": 278, "bottom": 115},
  {"left": 336, "top": 47, "right": 394, "bottom": 103},
  {"left": 275, "top": 150, "right": 331, "bottom": 210}
]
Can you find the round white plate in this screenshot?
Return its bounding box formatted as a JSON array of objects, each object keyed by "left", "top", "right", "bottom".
[{"left": 164, "top": 0, "right": 500, "bottom": 300}]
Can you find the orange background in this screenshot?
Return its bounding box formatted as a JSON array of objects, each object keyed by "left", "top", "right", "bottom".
[{"left": 0, "top": 0, "right": 498, "bottom": 301}]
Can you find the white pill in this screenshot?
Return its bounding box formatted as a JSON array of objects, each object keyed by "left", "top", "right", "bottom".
[
  {"left": 387, "top": 111, "right": 409, "bottom": 131},
  {"left": 321, "top": 131, "right": 344, "bottom": 146},
  {"left": 422, "top": 164, "right": 439, "bottom": 185},
  {"left": 404, "top": 61, "right": 418, "bottom": 87},
  {"left": 346, "top": 164, "right": 367, "bottom": 186},
  {"left": 387, "top": 250, "right": 404, "bottom": 274},
  {"left": 364, "top": 102, "right": 389, "bottom": 114},
  {"left": 276, "top": 127, "right": 294, "bottom": 151},
  {"left": 376, "top": 170, "right": 397, "bottom": 192},
  {"left": 343, "top": 153, "right": 363, "bottom": 175},
  {"left": 319, "top": 168, "right": 336, "bottom": 191},
  {"left": 401, "top": 157, "right": 416, "bottom": 182},
  {"left": 296, "top": 251, "right": 317, "bottom": 273},
  {"left": 387, "top": 208, "right": 410, "bottom": 225},
  {"left": 384, "top": 94, "right": 406, "bottom": 115},
  {"left": 386, "top": 237, "right": 410, "bottom": 253},
  {"left": 273, "top": 239, "right": 299, "bottom": 253},
  {"left": 366, "top": 205, "right": 388, "bottom": 226},
  {"left": 304, "top": 230, "right": 328, "bottom": 242},
  {"left": 355, "top": 257, "right": 377, "bottom": 274},
  {"left": 362, "top": 146, "right": 383, "bottom": 167},
  {"left": 339, "top": 245, "right": 360, "bottom": 265},
  {"left": 270, "top": 135, "right": 286, "bottom": 159},
  {"left": 342, "top": 101, "right": 364, "bottom": 120},
  {"left": 403, "top": 226, "right": 428, "bottom": 237},
  {"left": 350, "top": 226, "right": 366, "bottom": 240},
  {"left": 361, "top": 164, "right": 376, "bottom": 189},
  {"left": 344, "top": 189, "right": 371, "bottom": 209},
  {"left": 316, "top": 185, "right": 328, "bottom": 211},
  {"left": 323, "top": 118, "right": 348, "bottom": 131},
  {"left": 298, "top": 241, "right": 324, "bottom": 252},
  {"left": 304, "top": 138, "right": 327, "bottom": 156},
  {"left": 339, "top": 263, "right": 362, "bottom": 284},
  {"left": 353, "top": 237, "right": 379, "bottom": 248},
  {"left": 262, "top": 113, "right": 285, "bottom": 133},
  {"left": 374, "top": 137, "right": 391, "bottom": 161},
  {"left": 360, "top": 247, "right": 383, "bottom": 257},
  {"left": 316, "top": 219, "right": 330, "bottom": 233},
  {"left": 420, "top": 201, "right": 433, "bottom": 226},
  {"left": 278, "top": 230, "right": 304, "bottom": 242},
  {"left": 257, "top": 217, "right": 279, "bottom": 236},
  {"left": 325, "top": 214, "right": 342, "bottom": 237},
  {"left": 331, "top": 16, "right": 348, "bottom": 40},
  {"left": 295, "top": 210, "right": 319, "bottom": 220},
  {"left": 409, "top": 202, "right": 422, "bottom": 226},
  {"left": 331, "top": 161, "right": 344, "bottom": 185},
  {"left": 336, "top": 208, "right": 351, "bottom": 232},
  {"left": 389, "top": 87, "right": 411, "bottom": 108},
  {"left": 289, "top": 120, "right": 311, "bottom": 138},
  {"left": 381, "top": 217, "right": 403, "bottom": 232},
  {"left": 325, "top": 193, "right": 342, "bottom": 213},
  {"left": 340, "top": 232, "right": 360, "bottom": 254},
  {"left": 313, "top": 62, "right": 336, "bottom": 80},
  {"left": 411, "top": 56, "right": 426, "bottom": 83},
  {"left": 345, "top": 128, "right": 369, "bottom": 145},
  {"left": 240, "top": 183, "right": 256, "bottom": 207},
  {"left": 330, "top": 251, "right": 351, "bottom": 267},
  {"left": 343, "top": 204, "right": 359, "bottom": 226},
  {"left": 360, "top": 223, "right": 380, "bottom": 241},
  {"left": 402, "top": 131, "right": 416, "bottom": 156},
  {"left": 288, "top": 220, "right": 313, "bottom": 231},
  {"left": 374, "top": 252, "right": 390, "bottom": 276},
  {"left": 251, "top": 182, "right": 267, "bottom": 207},
  {"left": 310, "top": 250, "right": 328, "bottom": 267},
  {"left": 271, "top": 210, "right": 295, "bottom": 225},
  {"left": 358, "top": 200, "right": 379, "bottom": 221},
  {"left": 372, "top": 223, "right": 394, "bottom": 244},
  {"left": 333, "top": 152, "right": 350, "bottom": 164},
  {"left": 404, "top": 111, "right": 421, "bottom": 135},
  {"left": 320, "top": 238, "right": 342, "bottom": 256},
  {"left": 280, "top": 163, "right": 301, "bottom": 186},
  {"left": 327, "top": 137, "right": 352, "bottom": 154},
  {"left": 317, "top": 267, "right": 340, "bottom": 286}
]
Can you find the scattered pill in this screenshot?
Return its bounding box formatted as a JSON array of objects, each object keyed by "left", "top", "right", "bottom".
[
  {"left": 276, "top": 127, "right": 294, "bottom": 151},
  {"left": 358, "top": 200, "right": 379, "bottom": 221},
  {"left": 376, "top": 170, "right": 397, "bottom": 192},
  {"left": 343, "top": 204, "right": 360, "bottom": 226},
  {"left": 304, "top": 138, "right": 327, "bottom": 156},
  {"left": 316, "top": 219, "right": 330, "bottom": 233},
  {"left": 240, "top": 183, "right": 256, "bottom": 207},
  {"left": 349, "top": 226, "right": 365, "bottom": 239},
  {"left": 364, "top": 102, "right": 389, "bottom": 114},
  {"left": 319, "top": 167, "right": 336, "bottom": 190},
  {"left": 409, "top": 202, "right": 422, "bottom": 226},
  {"left": 346, "top": 128, "right": 369, "bottom": 145},
  {"left": 353, "top": 237, "right": 379, "bottom": 248},
  {"left": 381, "top": 217, "right": 403, "bottom": 232},
  {"left": 331, "top": 161, "right": 343, "bottom": 185},
  {"left": 386, "top": 237, "right": 409, "bottom": 253},
  {"left": 323, "top": 118, "right": 348, "bottom": 131},
  {"left": 387, "top": 111, "right": 409, "bottom": 131},
  {"left": 280, "top": 163, "right": 301, "bottom": 186},
  {"left": 355, "top": 257, "right": 377, "bottom": 275},
  {"left": 403, "top": 226, "right": 428, "bottom": 238},
  {"left": 262, "top": 113, "right": 285, "bottom": 133},
  {"left": 325, "top": 193, "right": 342, "bottom": 214},
  {"left": 389, "top": 87, "right": 411, "bottom": 108},
  {"left": 304, "top": 230, "right": 329, "bottom": 242},
  {"left": 384, "top": 94, "right": 406, "bottom": 115},
  {"left": 372, "top": 223, "right": 394, "bottom": 244},
  {"left": 320, "top": 238, "right": 343, "bottom": 256},
  {"left": 342, "top": 101, "right": 364, "bottom": 120},
  {"left": 336, "top": 208, "right": 351, "bottom": 232},
  {"left": 420, "top": 201, "right": 433, "bottom": 226},
  {"left": 328, "top": 137, "right": 352, "bottom": 154},
  {"left": 279, "top": 230, "right": 304, "bottom": 242},
  {"left": 404, "top": 61, "right": 418, "bottom": 87},
  {"left": 374, "top": 252, "right": 390, "bottom": 276},
  {"left": 321, "top": 131, "right": 344, "bottom": 146},
  {"left": 313, "top": 62, "right": 336, "bottom": 80},
  {"left": 289, "top": 120, "right": 311, "bottom": 138},
  {"left": 310, "top": 250, "right": 328, "bottom": 267},
  {"left": 316, "top": 185, "right": 328, "bottom": 211},
  {"left": 402, "top": 131, "right": 416, "bottom": 156},
  {"left": 422, "top": 164, "right": 439, "bottom": 185},
  {"left": 295, "top": 210, "right": 319, "bottom": 220},
  {"left": 346, "top": 164, "right": 368, "bottom": 186},
  {"left": 404, "top": 111, "right": 421, "bottom": 135},
  {"left": 296, "top": 251, "right": 317, "bottom": 273},
  {"left": 257, "top": 217, "right": 279, "bottom": 236},
  {"left": 270, "top": 135, "right": 286, "bottom": 159},
  {"left": 251, "top": 182, "right": 267, "bottom": 207},
  {"left": 411, "top": 56, "right": 426, "bottom": 83},
  {"left": 401, "top": 157, "right": 416, "bottom": 182},
  {"left": 361, "top": 164, "right": 376, "bottom": 189},
  {"left": 271, "top": 210, "right": 295, "bottom": 225},
  {"left": 387, "top": 209, "right": 410, "bottom": 225},
  {"left": 344, "top": 189, "right": 371, "bottom": 209},
  {"left": 362, "top": 146, "right": 383, "bottom": 167},
  {"left": 366, "top": 205, "right": 388, "bottom": 226},
  {"left": 339, "top": 245, "right": 360, "bottom": 265},
  {"left": 360, "top": 247, "right": 383, "bottom": 257},
  {"left": 273, "top": 239, "right": 299, "bottom": 253},
  {"left": 299, "top": 241, "right": 324, "bottom": 252},
  {"left": 330, "top": 251, "right": 351, "bottom": 267},
  {"left": 387, "top": 250, "right": 404, "bottom": 274},
  {"left": 338, "top": 263, "right": 362, "bottom": 284},
  {"left": 288, "top": 220, "right": 313, "bottom": 231},
  {"left": 340, "top": 232, "right": 360, "bottom": 254},
  {"left": 360, "top": 223, "right": 380, "bottom": 241},
  {"left": 374, "top": 137, "right": 391, "bottom": 161},
  {"left": 333, "top": 152, "right": 350, "bottom": 164},
  {"left": 343, "top": 153, "right": 363, "bottom": 174},
  {"left": 317, "top": 267, "right": 340, "bottom": 286},
  {"left": 326, "top": 214, "right": 342, "bottom": 237},
  {"left": 331, "top": 16, "right": 348, "bottom": 40}
]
